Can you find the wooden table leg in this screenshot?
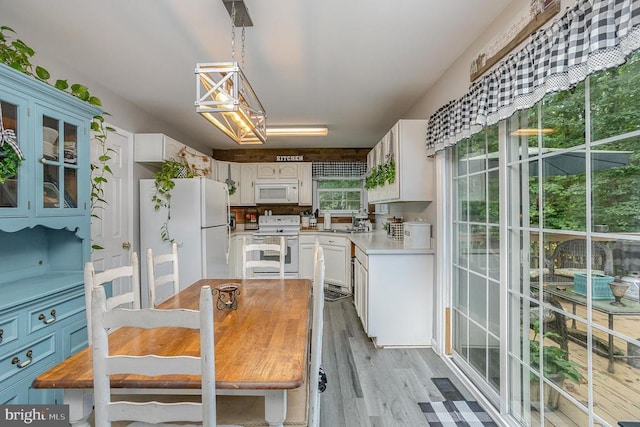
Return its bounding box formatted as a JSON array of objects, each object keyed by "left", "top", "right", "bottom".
[
  {"left": 64, "top": 389, "right": 93, "bottom": 427},
  {"left": 264, "top": 389, "right": 287, "bottom": 427}
]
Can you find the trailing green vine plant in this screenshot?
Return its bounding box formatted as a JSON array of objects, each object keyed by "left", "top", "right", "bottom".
[
  {"left": 152, "top": 159, "right": 194, "bottom": 243},
  {"left": 0, "top": 25, "right": 112, "bottom": 249},
  {"left": 89, "top": 115, "right": 115, "bottom": 249},
  {"left": 383, "top": 156, "right": 395, "bottom": 185}
]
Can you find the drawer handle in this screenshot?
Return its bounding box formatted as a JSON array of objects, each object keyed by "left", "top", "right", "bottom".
[
  {"left": 12, "top": 350, "right": 33, "bottom": 369},
  {"left": 0, "top": 328, "right": 3, "bottom": 343},
  {"left": 38, "top": 309, "right": 57, "bottom": 325}
]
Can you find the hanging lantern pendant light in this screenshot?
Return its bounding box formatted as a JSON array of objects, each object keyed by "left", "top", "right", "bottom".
[{"left": 194, "top": 0, "right": 266, "bottom": 145}]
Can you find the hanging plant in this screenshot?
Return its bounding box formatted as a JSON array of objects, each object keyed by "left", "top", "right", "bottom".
[
  {"left": 383, "top": 156, "right": 395, "bottom": 185},
  {"left": 365, "top": 168, "right": 378, "bottom": 190},
  {"left": 152, "top": 159, "right": 194, "bottom": 243},
  {"left": 375, "top": 163, "right": 386, "bottom": 187}
]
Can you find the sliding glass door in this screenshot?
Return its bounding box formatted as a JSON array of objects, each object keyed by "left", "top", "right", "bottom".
[{"left": 451, "top": 124, "right": 501, "bottom": 404}]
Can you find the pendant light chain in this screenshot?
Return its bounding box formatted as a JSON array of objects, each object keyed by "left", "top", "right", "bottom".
[
  {"left": 241, "top": 26, "right": 246, "bottom": 69},
  {"left": 230, "top": 1, "right": 236, "bottom": 61}
]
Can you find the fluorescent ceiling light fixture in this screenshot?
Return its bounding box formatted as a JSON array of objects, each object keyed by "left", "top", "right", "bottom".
[
  {"left": 510, "top": 128, "right": 555, "bottom": 136},
  {"left": 195, "top": 62, "right": 266, "bottom": 145},
  {"left": 266, "top": 127, "right": 328, "bottom": 136}
]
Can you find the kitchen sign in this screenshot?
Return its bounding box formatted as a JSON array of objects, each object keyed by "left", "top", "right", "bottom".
[{"left": 276, "top": 155, "right": 304, "bottom": 162}]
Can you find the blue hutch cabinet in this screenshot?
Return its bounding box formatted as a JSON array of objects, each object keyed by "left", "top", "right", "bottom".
[{"left": 0, "top": 63, "right": 101, "bottom": 404}]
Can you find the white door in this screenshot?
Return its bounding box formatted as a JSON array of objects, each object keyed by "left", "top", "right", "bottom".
[{"left": 90, "top": 126, "right": 133, "bottom": 296}]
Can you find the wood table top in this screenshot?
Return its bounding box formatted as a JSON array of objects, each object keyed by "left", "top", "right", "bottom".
[{"left": 33, "top": 278, "right": 311, "bottom": 391}]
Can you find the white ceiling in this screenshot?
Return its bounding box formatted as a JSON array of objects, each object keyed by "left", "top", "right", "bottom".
[{"left": 0, "top": 0, "right": 513, "bottom": 150}]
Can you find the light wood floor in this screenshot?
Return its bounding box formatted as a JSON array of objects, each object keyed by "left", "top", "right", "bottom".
[{"left": 319, "top": 296, "right": 476, "bottom": 427}]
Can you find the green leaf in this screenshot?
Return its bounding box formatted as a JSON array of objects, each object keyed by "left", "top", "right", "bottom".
[
  {"left": 54, "top": 79, "right": 69, "bottom": 90},
  {"left": 35, "top": 65, "right": 50, "bottom": 80},
  {"left": 88, "top": 95, "right": 102, "bottom": 106}
]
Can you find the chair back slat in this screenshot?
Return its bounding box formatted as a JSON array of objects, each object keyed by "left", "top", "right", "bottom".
[
  {"left": 105, "top": 355, "right": 201, "bottom": 377},
  {"left": 108, "top": 402, "right": 202, "bottom": 425},
  {"left": 147, "top": 243, "right": 180, "bottom": 307},
  {"left": 241, "top": 236, "right": 286, "bottom": 278}
]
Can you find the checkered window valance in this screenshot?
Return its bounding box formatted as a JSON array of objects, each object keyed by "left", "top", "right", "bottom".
[
  {"left": 312, "top": 162, "right": 367, "bottom": 178},
  {"left": 426, "top": 0, "right": 640, "bottom": 155}
]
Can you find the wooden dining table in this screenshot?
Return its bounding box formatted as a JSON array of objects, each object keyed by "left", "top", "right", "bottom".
[{"left": 32, "top": 278, "right": 312, "bottom": 427}]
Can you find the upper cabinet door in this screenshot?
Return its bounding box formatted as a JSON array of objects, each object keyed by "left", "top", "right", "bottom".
[
  {"left": 35, "top": 106, "right": 87, "bottom": 216},
  {"left": 277, "top": 163, "right": 298, "bottom": 179},
  {"left": 257, "top": 163, "right": 277, "bottom": 179},
  {"left": 0, "top": 93, "right": 29, "bottom": 218}
]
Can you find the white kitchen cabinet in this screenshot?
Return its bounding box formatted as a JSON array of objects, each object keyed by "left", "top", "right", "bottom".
[
  {"left": 134, "top": 133, "right": 184, "bottom": 163},
  {"left": 239, "top": 163, "right": 257, "bottom": 206},
  {"left": 317, "top": 235, "right": 349, "bottom": 292},
  {"left": 367, "top": 119, "right": 434, "bottom": 203},
  {"left": 298, "top": 162, "right": 312, "bottom": 206},
  {"left": 298, "top": 234, "right": 317, "bottom": 279},
  {"left": 257, "top": 162, "right": 298, "bottom": 179},
  {"left": 353, "top": 246, "right": 368, "bottom": 332},
  {"left": 355, "top": 249, "right": 434, "bottom": 347},
  {"left": 216, "top": 161, "right": 241, "bottom": 205}
]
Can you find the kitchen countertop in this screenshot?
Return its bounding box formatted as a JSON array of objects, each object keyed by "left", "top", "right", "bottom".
[
  {"left": 348, "top": 230, "right": 434, "bottom": 255},
  {"left": 233, "top": 227, "right": 434, "bottom": 255},
  {"left": 302, "top": 229, "right": 434, "bottom": 255}
]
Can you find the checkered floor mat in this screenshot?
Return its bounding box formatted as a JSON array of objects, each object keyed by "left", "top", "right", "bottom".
[{"left": 418, "top": 400, "right": 497, "bottom": 426}]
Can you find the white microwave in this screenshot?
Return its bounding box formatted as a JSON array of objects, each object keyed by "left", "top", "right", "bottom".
[{"left": 254, "top": 179, "right": 299, "bottom": 204}]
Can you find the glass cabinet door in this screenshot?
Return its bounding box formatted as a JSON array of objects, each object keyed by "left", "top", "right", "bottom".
[
  {"left": 38, "top": 111, "right": 83, "bottom": 214},
  {"left": 0, "top": 95, "right": 28, "bottom": 216}
]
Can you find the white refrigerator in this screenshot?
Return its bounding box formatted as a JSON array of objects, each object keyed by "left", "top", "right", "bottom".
[{"left": 140, "top": 177, "right": 230, "bottom": 307}]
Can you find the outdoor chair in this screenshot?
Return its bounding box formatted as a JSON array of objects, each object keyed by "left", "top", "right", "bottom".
[{"left": 547, "top": 239, "right": 614, "bottom": 283}]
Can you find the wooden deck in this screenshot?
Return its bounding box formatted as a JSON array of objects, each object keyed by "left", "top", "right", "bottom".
[{"left": 535, "top": 297, "right": 640, "bottom": 426}]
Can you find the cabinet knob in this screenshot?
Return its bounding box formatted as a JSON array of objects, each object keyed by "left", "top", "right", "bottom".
[
  {"left": 122, "top": 242, "right": 131, "bottom": 249},
  {"left": 40, "top": 157, "right": 47, "bottom": 163},
  {"left": 12, "top": 350, "right": 33, "bottom": 369}
]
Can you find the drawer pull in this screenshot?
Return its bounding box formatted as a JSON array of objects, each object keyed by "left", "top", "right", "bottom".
[
  {"left": 0, "top": 328, "right": 3, "bottom": 343},
  {"left": 12, "top": 350, "right": 33, "bottom": 369},
  {"left": 38, "top": 309, "right": 57, "bottom": 325}
]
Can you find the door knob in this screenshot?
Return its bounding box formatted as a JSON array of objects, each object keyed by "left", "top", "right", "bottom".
[{"left": 122, "top": 242, "right": 131, "bottom": 249}]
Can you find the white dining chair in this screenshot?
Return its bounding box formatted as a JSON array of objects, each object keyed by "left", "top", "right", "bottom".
[
  {"left": 307, "top": 241, "right": 325, "bottom": 427},
  {"left": 241, "top": 236, "right": 286, "bottom": 278},
  {"left": 146, "top": 242, "right": 180, "bottom": 307},
  {"left": 84, "top": 252, "right": 141, "bottom": 344},
  {"left": 91, "top": 284, "right": 239, "bottom": 427}
]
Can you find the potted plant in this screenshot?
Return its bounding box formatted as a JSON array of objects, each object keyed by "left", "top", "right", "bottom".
[
  {"left": 529, "top": 318, "right": 584, "bottom": 410},
  {"left": 152, "top": 159, "right": 194, "bottom": 242}
]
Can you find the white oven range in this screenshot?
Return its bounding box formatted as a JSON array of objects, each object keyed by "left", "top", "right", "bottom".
[{"left": 251, "top": 215, "right": 300, "bottom": 278}]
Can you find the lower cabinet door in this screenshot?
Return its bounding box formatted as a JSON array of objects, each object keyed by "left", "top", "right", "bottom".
[{"left": 0, "top": 359, "right": 60, "bottom": 405}]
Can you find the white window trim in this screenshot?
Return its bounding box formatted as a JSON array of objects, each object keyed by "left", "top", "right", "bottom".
[{"left": 312, "top": 176, "right": 367, "bottom": 217}]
